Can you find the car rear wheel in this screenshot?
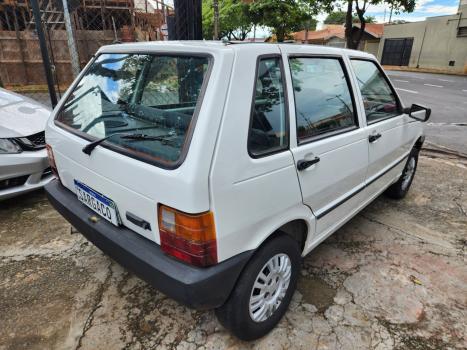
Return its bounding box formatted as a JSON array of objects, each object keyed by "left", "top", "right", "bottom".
[
  {"left": 215, "top": 235, "right": 301, "bottom": 341},
  {"left": 385, "top": 149, "right": 419, "bottom": 199}
]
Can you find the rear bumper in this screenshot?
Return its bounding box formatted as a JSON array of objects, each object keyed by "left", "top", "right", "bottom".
[{"left": 45, "top": 179, "right": 252, "bottom": 310}]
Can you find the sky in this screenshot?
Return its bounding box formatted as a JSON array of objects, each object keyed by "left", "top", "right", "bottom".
[
  {"left": 253, "top": 0, "right": 461, "bottom": 36},
  {"left": 161, "top": 0, "right": 462, "bottom": 37},
  {"left": 331, "top": 0, "right": 461, "bottom": 24}
]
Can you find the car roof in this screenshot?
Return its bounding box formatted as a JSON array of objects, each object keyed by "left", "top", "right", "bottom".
[{"left": 98, "top": 41, "right": 375, "bottom": 59}]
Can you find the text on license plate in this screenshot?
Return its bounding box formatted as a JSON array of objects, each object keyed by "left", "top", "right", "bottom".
[{"left": 74, "top": 180, "right": 119, "bottom": 226}]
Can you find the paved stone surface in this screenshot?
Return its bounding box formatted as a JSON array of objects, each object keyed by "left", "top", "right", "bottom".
[{"left": 1, "top": 153, "right": 466, "bottom": 350}]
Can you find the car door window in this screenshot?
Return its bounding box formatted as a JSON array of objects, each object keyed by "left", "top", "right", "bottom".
[
  {"left": 351, "top": 60, "right": 400, "bottom": 123},
  {"left": 289, "top": 57, "right": 357, "bottom": 142},
  {"left": 248, "top": 57, "right": 288, "bottom": 157}
]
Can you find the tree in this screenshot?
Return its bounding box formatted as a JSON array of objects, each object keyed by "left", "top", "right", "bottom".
[
  {"left": 202, "top": 0, "right": 253, "bottom": 40},
  {"left": 345, "top": 0, "right": 415, "bottom": 49},
  {"left": 201, "top": 0, "right": 329, "bottom": 42},
  {"left": 324, "top": 11, "right": 348, "bottom": 24},
  {"left": 364, "top": 15, "right": 376, "bottom": 23},
  {"left": 249, "top": 0, "right": 331, "bottom": 42},
  {"left": 324, "top": 11, "right": 375, "bottom": 25},
  {"left": 249, "top": 0, "right": 309, "bottom": 42}
]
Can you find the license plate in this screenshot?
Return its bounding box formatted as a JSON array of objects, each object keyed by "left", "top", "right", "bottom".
[{"left": 74, "top": 180, "right": 120, "bottom": 226}]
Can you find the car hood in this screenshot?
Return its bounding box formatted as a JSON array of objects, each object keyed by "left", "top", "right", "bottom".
[{"left": 0, "top": 88, "right": 51, "bottom": 138}]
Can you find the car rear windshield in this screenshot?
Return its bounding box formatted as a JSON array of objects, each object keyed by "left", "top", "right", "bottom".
[{"left": 56, "top": 53, "right": 211, "bottom": 167}]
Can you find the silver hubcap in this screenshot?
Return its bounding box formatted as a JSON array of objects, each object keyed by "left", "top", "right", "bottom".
[
  {"left": 402, "top": 157, "right": 416, "bottom": 190},
  {"left": 249, "top": 253, "right": 292, "bottom": 323}
]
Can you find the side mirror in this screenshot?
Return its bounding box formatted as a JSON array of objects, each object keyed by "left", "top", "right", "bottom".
[{"left": 403, "top": 104, "right": 431, "bottom": 122}]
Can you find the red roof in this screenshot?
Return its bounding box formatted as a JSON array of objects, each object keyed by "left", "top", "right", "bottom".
[
  {"left": 294, "top": 23, "right": 384, "bottom": 42},
  {"left": 354, "top": 23, "right": 384, "bottom": 38},
  {"left": 293, "top": 25, "right": 344, "bottom": 42}
]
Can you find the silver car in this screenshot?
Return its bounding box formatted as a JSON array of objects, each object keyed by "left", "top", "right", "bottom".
[{"left": 0, "top": 88, "right": 53, "bottom": 200}]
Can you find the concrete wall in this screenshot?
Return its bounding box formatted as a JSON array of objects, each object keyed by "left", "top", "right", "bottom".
[
  {"left": 363, "top": 40, "right": 380, "bottom": 57},
  {"left": 0, "top": 30, "right": 117, "bottom": 86},
  {"left": 327, "top": 37, "right": 346, "bottom": 47},
  {"left": 377, "top": 4, "right": 467, "bottom": 74}
]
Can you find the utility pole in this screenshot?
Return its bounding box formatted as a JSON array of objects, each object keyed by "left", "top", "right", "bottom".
[
  {"left": 30, "top": 0, "right": 58, "bottom": 107},
  {"left": 213, "top": 0, "right": 219, "bottom": 40},
  {"left": 62, "top": 0, "right": 80, "bottom": 78},
  {"left": 173, "top": 0, "right": 202, "bottom": 40}
]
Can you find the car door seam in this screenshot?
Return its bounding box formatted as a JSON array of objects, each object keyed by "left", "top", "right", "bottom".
[{"left": 315, "top": 152, "right": 409, "bottom": 219}]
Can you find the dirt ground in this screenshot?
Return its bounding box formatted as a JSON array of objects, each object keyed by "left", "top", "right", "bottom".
[{"left": 1, "top": 153, "right": 466, "bottom": 350}]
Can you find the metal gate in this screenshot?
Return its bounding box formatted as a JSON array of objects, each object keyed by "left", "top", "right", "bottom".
[{"left": 381, "top": 38, "right": 414, "bottom": 66}]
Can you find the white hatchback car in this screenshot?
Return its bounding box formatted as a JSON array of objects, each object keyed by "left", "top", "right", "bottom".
[{"left": 45, "top": 42, "right": 430, "bottom": 340}]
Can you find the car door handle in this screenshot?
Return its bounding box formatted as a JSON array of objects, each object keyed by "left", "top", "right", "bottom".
[
  {"left": 297, "top": 157, "right": 320, "bottom": 171},
  {"left": 369, "top": 133, "right": 382, "bottom": 143}
]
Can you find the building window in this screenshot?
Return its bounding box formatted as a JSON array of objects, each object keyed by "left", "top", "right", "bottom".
[{"left": 457, "top": 26, "right": 467, "bottom": 37}]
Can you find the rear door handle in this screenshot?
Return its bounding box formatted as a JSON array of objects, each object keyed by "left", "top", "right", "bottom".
[
  {"left": 297, "top": 157, "right": 320, "bottom": 171},
  {"left": 369, "top": 133, "right": 382, "bottom": 143}
]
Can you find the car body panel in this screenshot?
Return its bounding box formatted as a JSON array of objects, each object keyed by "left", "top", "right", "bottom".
[
  {"left": 46, "top": 42, "right": 235, "bottom": 248},
  {"left": 0, "top": 88, "right": 53, "bottom": 200},
  {"left": 0, "top": 88, "right": 50, "bottom": 138},
  {"left": 45, "top": 42, "right": 425, "bottom": 265}
]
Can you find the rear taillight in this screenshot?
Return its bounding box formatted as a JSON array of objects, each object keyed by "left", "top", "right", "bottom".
[
  {"left": 158, "top": 205, "right": 217, "bottom": 267},
  {"left": 45, "top": 144, "right": 60, "bottom": 180}
]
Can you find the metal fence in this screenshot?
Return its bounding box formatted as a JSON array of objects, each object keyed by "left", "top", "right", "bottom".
[{"left": 0, "top": 0, "right": 172, "bottom": 107}]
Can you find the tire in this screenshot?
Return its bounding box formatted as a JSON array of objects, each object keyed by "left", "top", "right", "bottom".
[
  {"left": 215, "top": 235, "right": 301, "bottom": 341},
  {"left": 385, "top": 149, "right": 419, "bottom": 199}
]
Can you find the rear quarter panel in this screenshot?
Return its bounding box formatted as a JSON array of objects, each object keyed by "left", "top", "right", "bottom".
[{"left": 209, "top": 45, "right": 314, "bottom": 261}]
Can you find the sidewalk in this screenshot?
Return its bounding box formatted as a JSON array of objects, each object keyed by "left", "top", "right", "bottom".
[{"left": 383, "top": 65, "right": 467, "bottom": 76}]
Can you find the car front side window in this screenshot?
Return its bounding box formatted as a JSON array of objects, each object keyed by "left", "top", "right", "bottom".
[{"left": 351, "top": 59, "right": 400, "bottom": 123}]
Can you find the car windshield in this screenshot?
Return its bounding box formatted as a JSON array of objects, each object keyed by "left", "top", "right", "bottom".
[{"left": 56, "top": 53, "right": 211, "bottom": 166}]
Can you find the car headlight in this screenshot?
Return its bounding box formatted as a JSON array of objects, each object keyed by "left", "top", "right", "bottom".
[{"left": 0, "top": 139, "right": 22, "bottom": 154}]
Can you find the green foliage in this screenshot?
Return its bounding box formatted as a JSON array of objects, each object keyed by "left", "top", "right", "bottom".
[
  {"left": 345, "top": 0, "right": 416, "bottom": 48},
  {"left": 250, "top": 0, "right": 329, "bottom": 42},
  {"left": 202, "top": 0, "right": 253, "bottom": 40},
  {"left": 202, "top": 0, "right": 328, "bottom": 42},
  {"left": 324, "top": 11, "right": 348, "bottom": 24},
  {"left": 324, "top": 11, "right": 376, "bottom": 24},
  {"left": 249, "top": 0, "right": 307, "bottom": 41}
]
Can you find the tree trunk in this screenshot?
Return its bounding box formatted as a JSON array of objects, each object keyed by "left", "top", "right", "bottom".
[
  {"left": 276, "top": 31, "right": 285, "bottom": 42},
  {"left": 345, "top": 0, "right": 354, "bottom": 49},
  {"left": 354, "top": 5, "right": 366, "bottom": 50}
]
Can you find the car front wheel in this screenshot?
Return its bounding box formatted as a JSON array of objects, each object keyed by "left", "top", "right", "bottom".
[{"left": 215, "top": 235, "right": 301, "bottom": 341}]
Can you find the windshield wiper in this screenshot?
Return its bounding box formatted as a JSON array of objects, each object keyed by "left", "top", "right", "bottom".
[
  {"left": 82, "top": 132, "right": 174, "bottom": 155},
  {"left": 121, "top": 133, "right": 178, "bottom": 146}
]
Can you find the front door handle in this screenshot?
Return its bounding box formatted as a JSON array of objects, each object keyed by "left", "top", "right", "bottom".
[
  {"left": 297, "top": 157, "right": 320, "bottom": 171},
  {"left": 369, "top": 133, "right": 382, "bottom": 143}
]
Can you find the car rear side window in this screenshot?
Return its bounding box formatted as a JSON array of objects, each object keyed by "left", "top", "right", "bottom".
[
  {"left": 351, "top": 59, "right": 400, "bottom": 123},
  {"left": 248, "top": 57, "right": 288, "bottom": 157},
  {"left": 289, "top": 57, "right": 357, "bottom": 142}
]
